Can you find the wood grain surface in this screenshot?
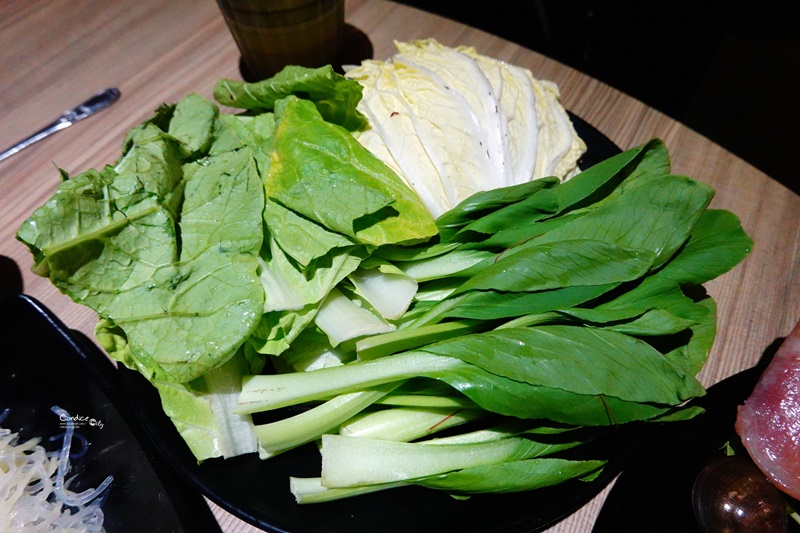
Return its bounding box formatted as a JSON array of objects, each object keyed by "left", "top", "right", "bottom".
[{"left": 1, "top": 0, "right": 798, "bottom": 531}]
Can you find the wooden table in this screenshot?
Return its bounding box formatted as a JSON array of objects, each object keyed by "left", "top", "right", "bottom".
[{"left": 1, "top": 0, "right": 798, "bottom": 531}]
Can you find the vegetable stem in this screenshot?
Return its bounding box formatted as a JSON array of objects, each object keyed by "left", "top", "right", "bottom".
[
  {"left": 339, "top": 406, "right": 486, "bottom": 441},
  {"left": 238, "top": 351, "right": 463, "bottom": 413},
  {"left": 355, "top": 319, "right": 484, "bottom": 360},
  {"left": 255, "top": 385, "right": 398, "bottom": 457},
  {"left": 320, "top": 434, "right": 564, "bottom": 487}
]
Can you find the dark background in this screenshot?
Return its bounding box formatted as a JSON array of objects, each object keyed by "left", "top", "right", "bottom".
[{"left": 392, "top": 1, "right": 800, "bottom": 195}]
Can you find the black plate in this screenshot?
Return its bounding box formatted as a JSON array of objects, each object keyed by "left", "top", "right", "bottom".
[
  {"left": 592, "top": 354, "right": 800, "bottom": 532},
  {"left": 0, "top": 293, "right": 222, "bottom": 533},
  {"left": 122, "top": 363, "right": 644, "bottom": 533},
  {"left": 570, "top": 112, "right": 622, "bottom": 172},
  {"left": 109, "top": 114, "right": 627, "bottom": 533}
]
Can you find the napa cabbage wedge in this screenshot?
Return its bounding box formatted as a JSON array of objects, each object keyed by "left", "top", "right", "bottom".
[{"left": 344, "top": 39, "right": 586, "bottom": 217}]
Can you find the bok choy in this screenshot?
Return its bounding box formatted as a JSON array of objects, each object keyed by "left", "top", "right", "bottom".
[{"left": 237, "top": 139, "right": 752, "bottom": 502}]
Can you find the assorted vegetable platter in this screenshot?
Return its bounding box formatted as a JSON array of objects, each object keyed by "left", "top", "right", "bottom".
[{"left": 17, "top": 40, "right": 752, "bottom": 510}]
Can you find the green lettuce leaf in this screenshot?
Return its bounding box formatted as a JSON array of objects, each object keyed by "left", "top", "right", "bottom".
[
  {"left": 168, "top": 93, "right": 219, "bottom": 156},
  {"left": 17, "top": 100, "right": 265, "bottom": 383},
  {"left": 263, "top": 199, "right": 355, "bottom": 268},
  {"left": 266, "top": 96, "right": 438, "bottom": 246},
  {"left": 214, "top": 64, "right": 368, "bottom": 131}
]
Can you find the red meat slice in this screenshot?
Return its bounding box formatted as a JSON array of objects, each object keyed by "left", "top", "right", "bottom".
[{"left": 736, "top": 319, "right": 800, "bottom": 500}]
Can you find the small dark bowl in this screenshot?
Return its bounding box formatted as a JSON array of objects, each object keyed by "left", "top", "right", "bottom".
[{"left": 0, "top": 293, "right": 221, "bottom": 533}]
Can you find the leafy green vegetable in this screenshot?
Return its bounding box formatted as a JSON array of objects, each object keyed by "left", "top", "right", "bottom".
[
  {"left": 18, "top": 117, "right": 265, "bottom": 384},
  {"left": 168, "top": 93, "right": 219, "bottom": 156},
  {"left": 415, "top": 458, "right": 606, "bottom": 494},
  {"left": 290, "top": 456, "right": 606, "bottom": 504},
  {"left": 318, "top": 432, "right": 583, "bottom": 487},
  {"left": 151, "top": 347, "right": 263, "bottom": 461},
  {"left": 18, "top": 66, "right": 437, "bottom": 462},
  {"left": 18, "top": 58, "right": 753, "bottom": 504},
  {"left": 451, "top": 240, "right": 656, "bottom": 293},
  {"left": 339, "top": 405, "right": 486, "bottom": 441},
  {"left": 214, "top": 65, "right": 367, "bottom": 131},
  {"left": 96, "top": 323, "right": 265, "bottom": 461},
  {"left": 237, "top": 138, "right": 752, "bottom": 500},
  {"left": 288, "top": 421, "right": 603, "bottom": 503},
  {"left": 268, "top": 96, "right": 437, "bottom": 246},
  {"left": 255, "top": 386, "right": 398, "bottom": 459}
]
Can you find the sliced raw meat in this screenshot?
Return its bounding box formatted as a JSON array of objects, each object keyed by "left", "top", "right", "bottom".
[{"left": 736, "top": 319, "right": 800, "bottom": 500}]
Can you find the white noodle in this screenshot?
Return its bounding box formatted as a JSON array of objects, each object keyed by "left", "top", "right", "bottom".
[{"left": 0, "top": 406, "right": 113, "bottom": 532}]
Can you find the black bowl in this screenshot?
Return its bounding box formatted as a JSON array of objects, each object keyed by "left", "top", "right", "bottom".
[{"left": 0, "top": 293, "right": 221, "bottom": 533}]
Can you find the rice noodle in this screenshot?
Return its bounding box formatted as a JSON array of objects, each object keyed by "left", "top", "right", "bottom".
[{"left": 0, "top": 406, "right": 113, "bottom": 532}]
